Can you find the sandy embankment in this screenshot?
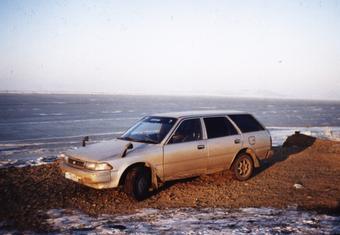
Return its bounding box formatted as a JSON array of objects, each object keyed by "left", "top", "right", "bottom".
[{"left": 0, "top": 133, "right": 340, "bottom": 231}]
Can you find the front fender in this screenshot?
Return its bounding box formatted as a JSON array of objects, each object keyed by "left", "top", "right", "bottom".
[{"left": 117, "top": 160, "right": 161, "bottom": 189}]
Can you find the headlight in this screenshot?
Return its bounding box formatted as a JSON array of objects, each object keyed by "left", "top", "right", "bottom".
[{"left": 85, "top": 162, "right": 113, "bottom": 171}]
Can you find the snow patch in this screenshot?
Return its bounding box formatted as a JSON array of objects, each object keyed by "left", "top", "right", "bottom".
[{"left": 15, "top": 208, "right": 339, "bottom": 234}]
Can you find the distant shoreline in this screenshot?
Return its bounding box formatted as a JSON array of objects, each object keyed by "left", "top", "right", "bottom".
[{"left": 1, "top": 91, "right": 340, "bottom": 102}]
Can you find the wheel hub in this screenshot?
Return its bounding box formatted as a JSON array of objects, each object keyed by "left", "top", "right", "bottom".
[{"left": 238, "top": 159, "right": 250, "bottom": 176}]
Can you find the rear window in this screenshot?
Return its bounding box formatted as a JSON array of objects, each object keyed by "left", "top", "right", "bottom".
[
  {"left": 228, "top": 114, "right": 264, "bottom": 133},
  {"left": 203, "top": 117, "right": 238, "bottom": 139}
]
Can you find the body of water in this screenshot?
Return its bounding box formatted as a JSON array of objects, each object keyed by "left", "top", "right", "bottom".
[{"left": 0, "top": 93, "right": 340, "bottom": 167}]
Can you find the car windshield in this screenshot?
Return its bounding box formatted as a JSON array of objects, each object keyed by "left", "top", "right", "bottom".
[{"left": 118, "top": 116, "right": 177, "bottom": 144}]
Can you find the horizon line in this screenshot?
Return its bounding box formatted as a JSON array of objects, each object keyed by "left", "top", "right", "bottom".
[{"left": 0, "top": 90, "right": 339, "bottom": 102}]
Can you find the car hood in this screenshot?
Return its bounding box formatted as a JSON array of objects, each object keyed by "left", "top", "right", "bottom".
[{"left": 65, "top": 139, "right": 147, "bottom": 162}]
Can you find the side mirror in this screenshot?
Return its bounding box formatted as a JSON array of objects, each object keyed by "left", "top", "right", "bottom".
[
  {"left": 127, "top": 142, "right": 133, "bottom": 149},
  {"left": 121, "top": 142, "right": 133, "bottom": 158},
  {"left": 82, "top": 136, "right": 89, "bottom": 147}
]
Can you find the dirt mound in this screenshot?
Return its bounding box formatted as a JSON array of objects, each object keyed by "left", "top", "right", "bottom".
[
  {"left": 1, "top": 133, "right": 340, "bottom": 231},
  {"left": 283, "top": 132, "right": 340, "bottom": 154}
]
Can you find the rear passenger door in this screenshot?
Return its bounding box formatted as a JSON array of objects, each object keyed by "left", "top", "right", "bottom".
[
  {"left": 228, "top": 114, "right": 271, "bottom": 159},
  {"left": 203, "top": 117, "right": 242, "bottom": 173}
]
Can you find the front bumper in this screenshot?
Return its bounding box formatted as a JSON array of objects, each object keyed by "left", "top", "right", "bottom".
[{"left": 59, "top": 161, "right": 119, "bottom": 189}]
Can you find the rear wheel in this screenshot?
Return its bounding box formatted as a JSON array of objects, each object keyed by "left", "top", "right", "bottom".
[
  {"left": 124, "top": 166, "right": 151, "bottom": 201},
  {"left": 232, "top": 154, "right": 254, "bottom": 181}
]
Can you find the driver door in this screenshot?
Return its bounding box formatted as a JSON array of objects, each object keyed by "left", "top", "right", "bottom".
[{"left": 163, "top": 118, "right": 208, "bottom": 180}]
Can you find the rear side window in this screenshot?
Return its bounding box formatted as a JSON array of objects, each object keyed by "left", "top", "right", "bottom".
[
  {"left": 228, "top": 114, "right": 264, "bottom": 133},
  {"left": 203, "top": 117, "right": 238, "bottom": 139}
]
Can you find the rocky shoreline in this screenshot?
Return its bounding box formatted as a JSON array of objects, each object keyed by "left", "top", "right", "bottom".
[{"left": 0, "top": 133, "right": 340, "bottom": 232}]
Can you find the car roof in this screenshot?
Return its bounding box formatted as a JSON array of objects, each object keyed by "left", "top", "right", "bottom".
[{"left": 151, "top": 110, "right": 249, "bottom": 119}]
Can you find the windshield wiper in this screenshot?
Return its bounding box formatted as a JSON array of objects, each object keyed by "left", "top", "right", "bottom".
[
  {"left": 141, "top": 139, "right": 158, "bottom": 144},
  {"left": 118, "top": 136, "right": 157, "bottom": 144},
  {"left": 118, "top": 136, "right": 135, "bottom": 142}
]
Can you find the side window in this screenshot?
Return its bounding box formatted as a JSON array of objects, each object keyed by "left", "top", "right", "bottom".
[
  {"left": 168, "top": 119, "right": 202, "bottom": 144},
  {"left": 228, "top": 114, "right": 265, "bottom": 133},
  {"left": 203, "top": 117, "right": 238, "bottom": 139}
]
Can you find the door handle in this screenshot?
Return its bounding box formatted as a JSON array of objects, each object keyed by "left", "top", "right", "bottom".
[
  {"left": 234, "top": 139, "right": 241, "bottom": 144},
  {"left": 197, "top": 145, "right": 205, "bottom": 150}
]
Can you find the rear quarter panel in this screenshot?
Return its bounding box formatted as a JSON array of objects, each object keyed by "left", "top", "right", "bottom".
[{"left": 241, "top": 130, "right": 271, "bottom": 159}]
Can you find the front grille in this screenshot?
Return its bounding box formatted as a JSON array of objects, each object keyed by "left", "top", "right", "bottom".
[{"left": 68, "top": 158, "right": 85, "bottom": 168}]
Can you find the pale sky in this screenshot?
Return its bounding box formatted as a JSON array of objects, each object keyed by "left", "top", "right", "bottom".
[{"left": 1, "top": 0, "right": 340, "bottom": 100}]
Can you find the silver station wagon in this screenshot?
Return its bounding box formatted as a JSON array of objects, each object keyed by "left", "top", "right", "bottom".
[{"left": 60, "top": 110, "right": 273, "bottom": 200}]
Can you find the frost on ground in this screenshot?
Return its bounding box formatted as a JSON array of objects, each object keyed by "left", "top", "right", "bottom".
[{"left": 2, "top": 207, "right": 338, "bottom": 234}]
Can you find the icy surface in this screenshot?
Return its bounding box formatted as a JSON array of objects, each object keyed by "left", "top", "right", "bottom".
[
  {"left": 0, "top": 132, "right": 122, "bottom": 168},
  {"left": 1, "top": 207, "right": 339, "bottom": 234}
]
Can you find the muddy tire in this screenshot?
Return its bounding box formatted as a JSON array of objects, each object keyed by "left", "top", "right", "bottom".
[
  {"left": 124, "top": 166, "right": 151, "bottom": 201},
  {"left": 232, "top": 154, "right": 254, "bottom": 181}
]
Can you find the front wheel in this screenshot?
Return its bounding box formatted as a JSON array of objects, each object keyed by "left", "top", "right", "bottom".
[
  {"left": 124, "top": 167, "right": 151, "bottom": 201},
  {"left": 232, "top": 154, "right": 254, "bottom": 181}
]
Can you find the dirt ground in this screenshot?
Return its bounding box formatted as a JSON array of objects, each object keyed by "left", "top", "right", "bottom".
[{"left": 1, "top": 133, "right": 340, "bottom": 231}]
